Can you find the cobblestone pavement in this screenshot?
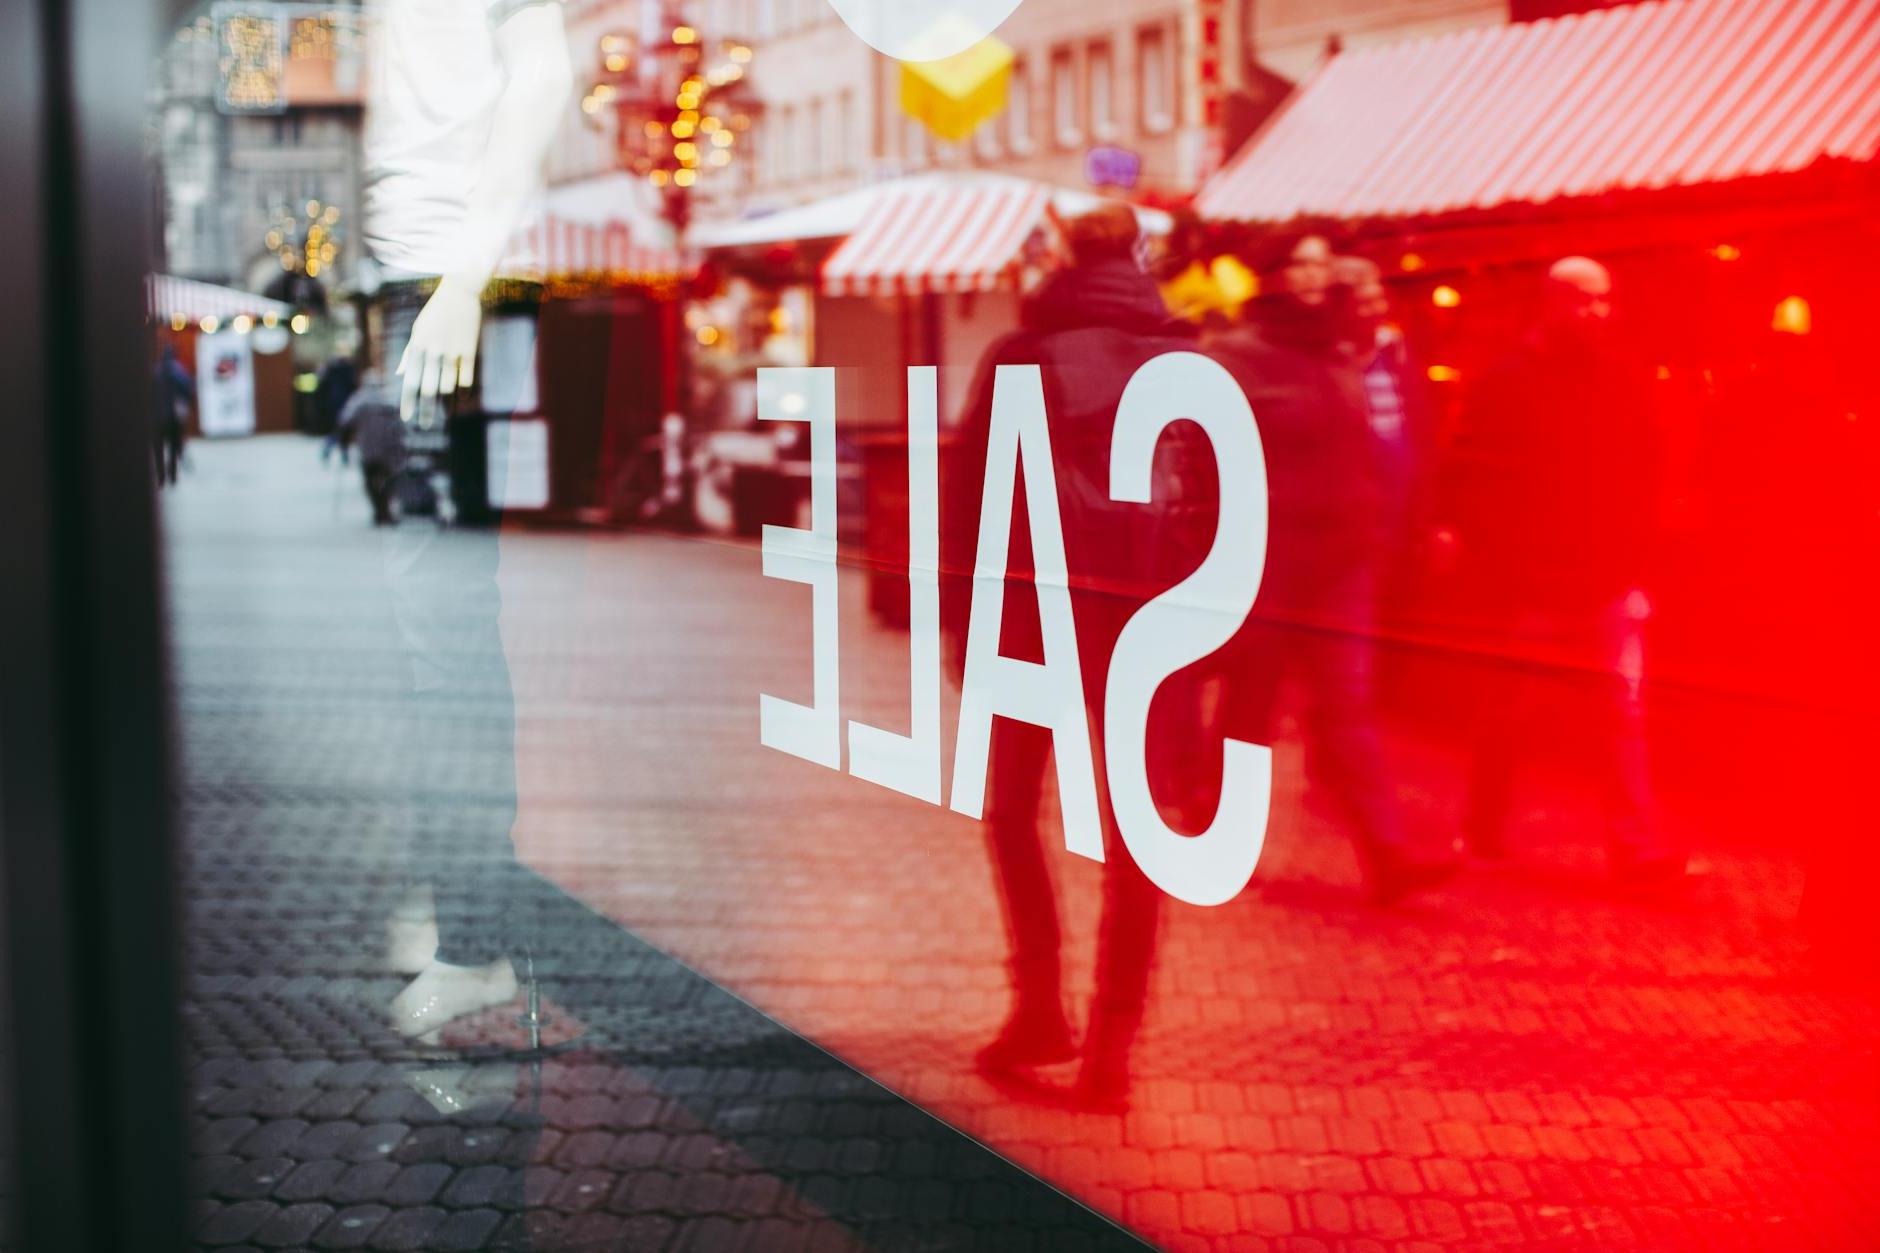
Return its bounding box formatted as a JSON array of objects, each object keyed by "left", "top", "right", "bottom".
[
  {"left": 168, "top": 438, "right": 1143, "bottom": 1253},
  {"left": 169, "top": 437, "right": 1880, "bottom": 1251}
]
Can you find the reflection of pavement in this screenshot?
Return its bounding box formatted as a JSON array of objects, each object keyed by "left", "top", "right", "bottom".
[
  {"left": 167, "top": 437, "right": 1142, "bottom": 1251},
  {"left": 171, "top": 437, "right": 1880, "bottom": 1251}
]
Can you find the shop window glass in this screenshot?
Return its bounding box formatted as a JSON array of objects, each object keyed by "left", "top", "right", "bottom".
[
  {"left": 1007, "top": 57, "right": 1032, "bottom": 150},
  {"left": 1052, "top": 45, "right": 1079, "bottom": 147},
  {"left": 1138, "top": 24, "right": 1172, "bottom": 132},
  {"left": 1089, "top": 40, "right": 1114, "bottom": 139}
]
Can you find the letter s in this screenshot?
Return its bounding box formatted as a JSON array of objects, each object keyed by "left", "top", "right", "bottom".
[{"left": 1104, "top": 352, "right": 1271, "bottom": 907}]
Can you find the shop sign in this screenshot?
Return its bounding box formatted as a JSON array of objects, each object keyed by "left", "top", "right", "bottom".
[
  {"left": 1085, "top": 145, "right": 1142, "bottom": 190},
  {"left": 197, "top": 330, "right": 257, "bottom": 438},
  {"left": 757, "top": 357, "right": 1272, "bottom": 908}
]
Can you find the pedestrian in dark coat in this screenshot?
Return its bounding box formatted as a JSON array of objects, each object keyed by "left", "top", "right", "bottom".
[
  {"left": 940, "top": 204, "right": 1215, "bottom": 1112},
  {"left": 1208, "top": 229, "right": 1458, "bottom": 906},
  {"left": 335, "top": 371, "right": 407, "bottom": 526},
  {"left": 153, "top": 344, "right": 193, "bottom": 487}
]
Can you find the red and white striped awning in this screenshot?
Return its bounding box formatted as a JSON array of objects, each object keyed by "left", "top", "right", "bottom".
[
  {"left": 508, "top": 214, "right": 686, "bottom": 279},
  {"left": 502, "top": 173, "right": 688, "bottom": 280},
  {"left": 821, "top": 176, "right": 1052, "bottom": 297},
  {"left": 1198, "top": 0, "right": 1880, "bottom": 224},
  {"left": 147, "top": 274, "right": 293, "bottom": 325}
]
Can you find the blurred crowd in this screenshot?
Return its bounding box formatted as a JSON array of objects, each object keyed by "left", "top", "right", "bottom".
[{"left": 943, "top": 203, "right": 1707, "bottom": 1111}]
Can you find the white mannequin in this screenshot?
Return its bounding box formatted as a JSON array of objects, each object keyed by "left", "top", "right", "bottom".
[
  {"left": 371, "top": 0, "right": 573, "bottom": 1040},
  {"left": 394, "top": 2, "right": 574, "bottom": 422}
]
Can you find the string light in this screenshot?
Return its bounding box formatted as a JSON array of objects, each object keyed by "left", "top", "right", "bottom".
[{"left": 1432, "top": 285, "right": 1461, "bottom": 308}]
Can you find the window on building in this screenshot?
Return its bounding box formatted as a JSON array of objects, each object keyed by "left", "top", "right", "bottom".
[
  {"left": 808, "top": 98, "right": 824, "bottom": 177},
  {"left": 974, "top": 101, "right": 1002, "bottom": 161},
  {"left": 1139, "top": 25, "right": 1174, "bottom": 133},
  {"left": 1089, "top": 40, "right": 1115, "bottom": 140},
  {"left": 777, "top": 104, "right": 796, "bottom": 182},
  {"left": 1052, "top": 46, "right": 1080, "bottom": 148},
  {"left": 1008, "top": 58, "right": 1032, "bottom": 151},
  {"left": 837, "top": 90, "right": 855, "bottom": 172},
  {"left": 904, "top": 114, "right": 928, "bottom": 169}
]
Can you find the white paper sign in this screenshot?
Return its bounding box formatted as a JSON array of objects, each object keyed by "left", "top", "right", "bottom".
[
  {"left": 479, "top": 313, "right": 539, "bottom": 416},
  {"left": 486, "top": 417, "right": 550, "bottom": 511},
  {"left": 196, "top": 331, "right": 256, "bottom": 437}
]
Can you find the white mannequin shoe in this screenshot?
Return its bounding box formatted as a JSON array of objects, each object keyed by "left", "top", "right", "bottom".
[{"left": 389, "top": 957, "right": 518, "bottom": 1043}]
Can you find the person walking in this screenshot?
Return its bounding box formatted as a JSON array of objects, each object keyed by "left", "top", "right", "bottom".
[
  {"left": 334, "top": 369, "right": 406, "bottom": 527},
  {"left": 152, "top": 343, "right": 193, "bottom": 488},
  {"left": 943, "top": 204, "right": 1220, "bottom": 1111},
  {"left": 1209, "top": 230, "right": 1459, "bottom": 906},
  {"left": 1435, "top": 256, "right": 1682, "bottom": 885}
]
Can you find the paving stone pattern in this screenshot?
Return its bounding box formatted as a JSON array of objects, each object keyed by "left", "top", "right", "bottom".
[
  {"left": 169, "top": 440, "right": 1143, "bottom": 1252},
  {"left": 168, "top": 438, "right": 1880, "bottom": 1251}
]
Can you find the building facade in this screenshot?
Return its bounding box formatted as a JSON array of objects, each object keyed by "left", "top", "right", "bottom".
[{"left": 153, "top": 6, "right": 366, "bottom": 295}]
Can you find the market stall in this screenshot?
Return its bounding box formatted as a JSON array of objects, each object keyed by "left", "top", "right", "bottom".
[
  {"left": 146, "top": 275, "right": 299, "bottom": 437},
  {"left": 453, "top": 171, "right": 690, "bottom": 524}
]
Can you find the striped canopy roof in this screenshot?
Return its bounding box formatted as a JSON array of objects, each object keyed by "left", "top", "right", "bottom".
[{"left": 1198, "top": 0, "right": 1880, "bottom": 224}]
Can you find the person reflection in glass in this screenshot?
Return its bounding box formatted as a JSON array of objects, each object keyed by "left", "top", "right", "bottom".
[
  {"left": 1209, "top": 230, "right": 1459, "bottom": 906},
  {"left": 360, "top": 0, "right": 574, "bottom": 1039},
  {"left": 943, "top": 206, "right": 1221, "bottom": 1112},
  {"left": 1436, "top": 257, "right": 1683, "bottom": 884}
]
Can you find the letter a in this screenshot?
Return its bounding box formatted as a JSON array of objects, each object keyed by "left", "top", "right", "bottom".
[{"left": 949, "top": 365, "right": 1103, "bottom": 861}]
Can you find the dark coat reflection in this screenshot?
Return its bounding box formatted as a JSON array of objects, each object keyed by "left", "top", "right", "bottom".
[{"left": 942, "top": 208, "right": 1212, "bottom": 1112}]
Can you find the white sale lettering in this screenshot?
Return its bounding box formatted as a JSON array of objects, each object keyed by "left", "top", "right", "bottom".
[{"left": 756, "top": 354, "right": 1272, "bottom": 907}]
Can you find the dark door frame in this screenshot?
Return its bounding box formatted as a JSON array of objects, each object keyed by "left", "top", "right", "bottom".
[{"left": 0, "top": 0, "right": 189, "bottom": 1248}]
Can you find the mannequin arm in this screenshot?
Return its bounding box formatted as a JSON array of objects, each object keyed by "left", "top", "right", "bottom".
[{"left": 400, "top": 2, "right": 574, "bottom": 419}]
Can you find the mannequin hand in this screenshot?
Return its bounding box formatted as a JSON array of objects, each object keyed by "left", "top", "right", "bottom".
[{"left": 399, "top": 277, "right": 482, "bottom": 422}]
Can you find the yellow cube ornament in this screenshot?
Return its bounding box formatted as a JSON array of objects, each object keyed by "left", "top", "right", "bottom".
[{"left": 900, "top": 36, "right": 1014, "bottom": 144}]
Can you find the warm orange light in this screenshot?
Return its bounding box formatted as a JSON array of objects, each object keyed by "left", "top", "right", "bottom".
[
  {"left": 674, "top": 141, "right": 700, "bottom": 163},
  {"left": 696, "top": 325, "right": 720, "bottom": 346},
  {"left": 1427, "top": 365, "right": 1461, "bottom": 383},
  {"left": 1711, "top": 243, "right": 1742, "bottom": 262},
  {"left": 1400, "top": 252, "right": 1426, "bottom": 272},
  {"left": 650, "top": 169, "right": 670, "bottom": 186},
  {"left": 599, "top": 33, "right": 628, "bottom": 53},
  {"left": 604, "top": 52, "right": 629, "bottom": 72},
  {"left": 1655, "top": 365, "right": 1672, "bottom": 380},
  {"left": 643, "top": 119, "right": 665, "bottom": 138},
  {"left": 673, "top": 168, "right": 697, "bottom": 187},
  {"left": 672, "top": 25, "right": 697, "bottom": 44},
  {"left": 1772, "top": 295, "right": 1812, "bottom": 335},
  {"left": 729, "top": 44, "right": 752, "bottom": 63},
  {"left": 1432, "top": 285, "right": 1461, "bottom": 309},
  {"left": 671, "top": 118, "right": 696, "bottom": 139},
  {"left": 711, "top": 129, "right": 734, "bottom": 148},
  {"left": 170, "top": 313, "right": 188, "bottom": 331},
  {"left": 581, "top": 94, "right": 603, "bottom": 115}
]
